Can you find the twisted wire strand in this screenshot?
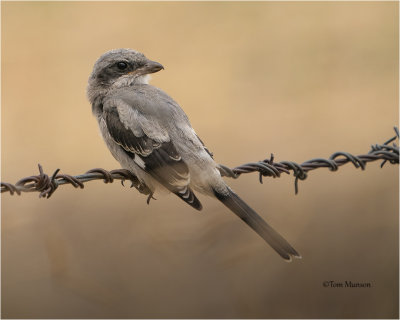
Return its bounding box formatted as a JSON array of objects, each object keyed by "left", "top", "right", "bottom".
[
  {"left": 220, "top": 127, "right": 398, "bottom": 194},
  {"left": 1, "top": 127, "right": 398, "bottom": 199}
]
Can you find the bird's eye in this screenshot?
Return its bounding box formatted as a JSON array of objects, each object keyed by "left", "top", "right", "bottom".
[{"left": 117, "top": 61, "right": 128, "bottom": 70}]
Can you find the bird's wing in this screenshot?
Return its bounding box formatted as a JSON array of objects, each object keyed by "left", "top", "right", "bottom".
[
  {"left": 194, "top": 133, "right": 214, "bottom": 159},
  {"left": 103, "top": 99, "right": 202, "bottom": 210}
]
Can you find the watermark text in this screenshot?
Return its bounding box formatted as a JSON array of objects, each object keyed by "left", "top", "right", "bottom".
[{"left": 323, "top": 280, "right": 372, "bottom": 288}]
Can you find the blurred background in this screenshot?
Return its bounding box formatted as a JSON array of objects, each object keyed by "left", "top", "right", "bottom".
[{"left": 1, "top": 2, "right": 398, "bottom": 318}]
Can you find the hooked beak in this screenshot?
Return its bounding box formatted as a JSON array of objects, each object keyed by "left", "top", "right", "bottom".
[{"left": 140, "top": 60, "right": 164, "bottom": 75}]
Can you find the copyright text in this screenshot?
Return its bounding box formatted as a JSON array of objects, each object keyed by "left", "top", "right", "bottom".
[{"left": 323, "top": 281, "right": 372, "bottom": 288}]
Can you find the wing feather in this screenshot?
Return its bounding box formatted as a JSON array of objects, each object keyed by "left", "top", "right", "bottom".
[{"left": 103, "top": 103, "right": 202, "bottom": 210}]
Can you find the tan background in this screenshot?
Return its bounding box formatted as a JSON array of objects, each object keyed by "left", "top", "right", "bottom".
[{"left": 1, "top": 1, "right": 398, "bottom": 318}]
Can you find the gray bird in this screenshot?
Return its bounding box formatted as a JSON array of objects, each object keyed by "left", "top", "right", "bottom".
[{"left": 87, "top": 48, "right": 301, "bottom": 261}]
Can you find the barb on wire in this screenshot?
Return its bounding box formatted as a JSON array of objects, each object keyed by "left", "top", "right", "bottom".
[
  {"left": 219, "top": 127, "right": 399, "bottom": 194},
  {"left": 1, "top": 166, "right": 153, "bottom": 200},
  {"left": 1, "top": 127, "right": 398, "bottom": 199}
]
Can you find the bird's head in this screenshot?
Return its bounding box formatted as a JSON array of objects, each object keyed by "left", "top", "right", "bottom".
[{"left": 87, "top": 48, "right": 163, "bottom": 103}]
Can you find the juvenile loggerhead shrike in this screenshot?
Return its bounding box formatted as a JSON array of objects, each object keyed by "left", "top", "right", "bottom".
[{"left": 87, "top": 49, "right": 301, "bottom": 261}]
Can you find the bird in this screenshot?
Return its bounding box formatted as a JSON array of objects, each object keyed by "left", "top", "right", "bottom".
[{"left": 87, "top": 48, "right": 301, "bottom": 261}]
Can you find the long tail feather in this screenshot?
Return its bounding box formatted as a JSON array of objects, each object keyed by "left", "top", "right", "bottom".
[{"left": 214, "top": 187, "right": 301, "bottom": 261}]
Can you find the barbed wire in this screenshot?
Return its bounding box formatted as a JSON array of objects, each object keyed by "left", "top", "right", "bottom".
[
  {"left": 219, "top": 127, "right": 399, "bottom": 194},
  {"left": 1, "top": 127, "right": 398, "bottom": 200}
]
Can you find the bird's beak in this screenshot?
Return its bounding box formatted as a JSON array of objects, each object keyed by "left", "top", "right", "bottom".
[{"left": 141, "top": 60, "right": 164, "bottom": 74}]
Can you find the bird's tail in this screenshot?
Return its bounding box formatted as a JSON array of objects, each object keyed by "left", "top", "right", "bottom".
[{"left": 213, "top": 187, "right": 301, "bottom": 261}]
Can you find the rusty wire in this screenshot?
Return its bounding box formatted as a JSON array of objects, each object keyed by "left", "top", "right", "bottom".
[{"left": 1, "top": 127, "right": 398, "bottom": 199}]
